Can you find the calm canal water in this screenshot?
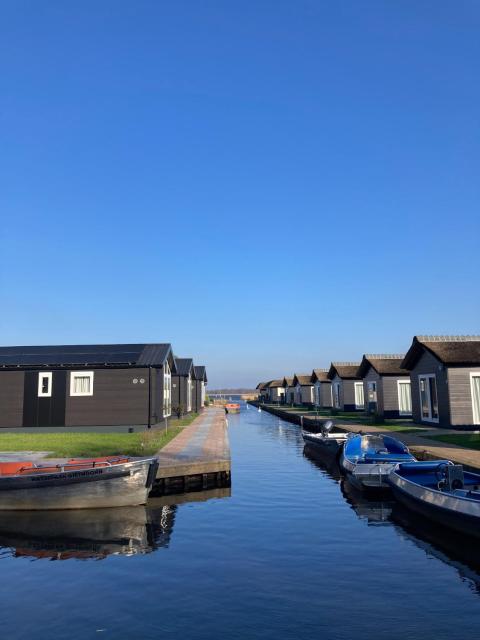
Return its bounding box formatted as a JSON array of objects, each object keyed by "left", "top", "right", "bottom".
[{"left": 2, "top": 406, "right": 480, "bottom": 639}]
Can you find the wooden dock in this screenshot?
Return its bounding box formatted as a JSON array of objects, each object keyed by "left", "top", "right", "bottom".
[{"left": 153, "top": 407, "right": 231, "bottom": 495}]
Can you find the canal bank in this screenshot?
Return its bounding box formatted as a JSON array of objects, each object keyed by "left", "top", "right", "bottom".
[{"left": 252, "top": 401, "right": 480, "bottom": 473}]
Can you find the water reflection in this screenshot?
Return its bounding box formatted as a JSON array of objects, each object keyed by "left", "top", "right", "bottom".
[
  {"left": 303, "top": 439, "right": 480, "bottom": 594},
  {"left": 0, "top": 487, "right": 230, "bottom": 561},
  {"left": 340, "top": 478, "right": 394, "bottom": 525},
  {"left": 390, "top": 502, "right": 480, "bottom": 595}
]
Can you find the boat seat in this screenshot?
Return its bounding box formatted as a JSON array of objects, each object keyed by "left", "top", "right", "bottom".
[
  {"left": 0, "top": 462, "right": 34, "bottom": 475},
  {"left": 364, "top": 453, "right": 413, "bottom": 463}
]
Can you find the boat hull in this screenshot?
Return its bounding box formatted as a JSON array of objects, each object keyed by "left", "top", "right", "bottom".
[
  {"left": 0, "top": 459, "right": 158, "bottom": 510},
  {"left": 389, "top": 470, "right": 480, "bottom": 539},
  {"left": 302, "top": 431, "right": 347, "bottom": 456},
  {"left": 340, "top": 452, "right": 396, "bottom": 490}
]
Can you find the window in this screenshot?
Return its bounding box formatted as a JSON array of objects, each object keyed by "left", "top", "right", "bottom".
[
  {"left": 315, "top": 383, "right": 320, "bottom": 406},
  {"left": 471, "top": 374, "right": 480, "bottom": 425},
  {"left": 354, "top": 382, "right": 365, "bottom": 409},
  {"left": 418, "top": 375, "right": 438, "bottom": 422},
  {"left": 333, "top": 382, "right": 341, "bottom": 409},
  {"left": 70, "top": 371, "right": 94, "bottom": 396},
  {"left": 367, "top": 381, "right": 377, "bottom": 403},
  {"left": 163, "top": 361, "right": 172, "bottom": 417},
  {"left": 201, "top": 381, "right": 206, "bottom": 406},
  {"left": 397, "top": 380, "right": 412, "bottom": 416},
  {"left": 38, "top": 372, "right": 52, "bottom": 397}
]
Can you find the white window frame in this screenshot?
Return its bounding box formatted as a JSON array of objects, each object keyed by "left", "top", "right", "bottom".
[
  {"left": 187, "top": 374, "right": 192, "bottom": 412},
  {"left": 354, "top": 381, "right": 365, "bottom": 409},
  {"left": 418, "top": 374, "right": 439, "bottom": 423},
  {"left": 70, "top": 371, "right": 94, "bottom": 397},
  {"left": 201, "top": 381, "right": 205, "bottom": 407},
  {"left": 38, "top": 372, "right": 52, "bottom": 397},
  {"left": 163, "top": 361, "right": 172, "bottom": 418},
  {"left": 397, "top": 380, "right": 412, "bottom": 416},
  {"left": 470, "top": 373, "right": 480, "bottom": 426}
]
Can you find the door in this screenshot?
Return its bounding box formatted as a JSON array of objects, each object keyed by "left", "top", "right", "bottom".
[
  {"left": 23, "top": 371, "right": 67, "bottom": 427},
  {"left": 418, "top": 375, "right": 439, "bottom": 422},
  {"left": 397, "top": 380, "right": 412, "bottom": 416},
  {"left": 354, "top": 382, "right": 365, "bottom": 409},
  {"left": 471, "top": 374, "right": 480, "bottom": 425},
  {"left": 367, "top": 381, "right": 377, "bottom": 413}
]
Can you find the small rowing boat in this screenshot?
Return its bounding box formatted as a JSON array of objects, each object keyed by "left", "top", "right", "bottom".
[
  {"left": 0, "top": 456, "right": 159, "bottom": 510},
  {"left": 389, "top": 460, "right": 480, "bottom": 539},
  {"left": 302, "top": 420, "right": 348, "bottom": 456},
  {"left": 340, "top": 433, "right": 415, "bottom": 491},
  {"left": 225, "top": 403, "right": 240, "bottom": 414}
]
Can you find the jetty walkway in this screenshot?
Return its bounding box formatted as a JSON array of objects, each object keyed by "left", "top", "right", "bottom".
[{"left": 154, "top": 407, "right": 231, "bottom": 495}]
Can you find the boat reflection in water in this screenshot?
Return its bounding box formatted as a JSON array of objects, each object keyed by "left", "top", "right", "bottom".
[
  {"left": 340, "top": 477, "right": 394, "bottom": 525},
  {"left": 304, "top": 439, "right": 480, "bottom": 593},
  {"left": 0, "top": 487, "right": 231, "bottom": 561},
  {"left": 390, "top": 501, "right": 480, "bottom": 595}
]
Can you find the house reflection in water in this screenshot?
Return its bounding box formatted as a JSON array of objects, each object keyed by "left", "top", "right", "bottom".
[{"left": 0, "top": 487, "right": 230, "bottom": 561}]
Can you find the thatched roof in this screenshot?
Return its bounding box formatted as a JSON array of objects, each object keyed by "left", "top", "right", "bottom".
[
  {"left": 311, "top": 369, "right": 330, "bottom": 383},
  {"left": 402, "top": 336, "right": 480, "bottom": 369},
  {"left": 357, "top": 355, "right": 409, "bottom": 378},
  {"left": 293, "top": 374, "right": 313, "bottom": 386},
  {"left": 267, "top": 379, "right": 284, "bottom": 388},
  {"left": 327, "top": 362, "right": 361, "bottom": 380}
]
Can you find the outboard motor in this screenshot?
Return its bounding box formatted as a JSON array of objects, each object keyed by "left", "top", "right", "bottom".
[
  {"left": 438, "top": 464, "right": 465, "bottom": 491},
  {"left": 321, "top": 420, "right": 334, "bottom": 437}
]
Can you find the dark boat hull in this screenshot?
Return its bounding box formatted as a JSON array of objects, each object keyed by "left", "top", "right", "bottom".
[{"left": 390, "top": 477, "right": 480, "bottom": 540}]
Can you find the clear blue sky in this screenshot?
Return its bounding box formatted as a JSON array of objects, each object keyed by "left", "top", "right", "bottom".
[{"left": 1, "top": 1, "right": 479, "bottom": 388}]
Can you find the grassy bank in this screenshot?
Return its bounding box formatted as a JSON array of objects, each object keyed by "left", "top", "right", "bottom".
[
  {"left": 0, "top": 425, "right": 187, "bottom": 458},
  {"left": 425, "top": 433, "right": 480, "bottom": 450}
]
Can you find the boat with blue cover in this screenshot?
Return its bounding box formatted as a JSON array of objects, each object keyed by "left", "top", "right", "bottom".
[
  {"left": 340, "top": 433, "right": 415, "bottom": 491},
  {"left": 388, "top": 460, "right": 480, "bottom": 539}
]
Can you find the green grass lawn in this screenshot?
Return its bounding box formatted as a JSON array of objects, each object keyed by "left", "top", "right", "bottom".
[
  {"left": 0, "top": 426, "right": 183, "bottom": 458},
  {"left": 425, "top": 433, "right": 480, "bottom": 449}
]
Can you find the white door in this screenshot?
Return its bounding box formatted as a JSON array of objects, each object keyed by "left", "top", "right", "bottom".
[
  {"left": 397, "top": 380, "right": 412, "bottom": 416},
  {"left": 354, "top": 382, "right": 365, "bottom": 409},
  {"left": 419, "top": 375, "right": 439, "bottom": 422},
  {"left": 471, "top": 374, "right": 480, "bottom": 425}
]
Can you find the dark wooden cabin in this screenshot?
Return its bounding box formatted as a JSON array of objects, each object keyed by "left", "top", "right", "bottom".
[
  {"left": 193, "top": 365, "right": 208, "bottom": 411},
  {"left": 0, "top": 343, "right": 175, "bottom": 428},
  {"left": 171, "top": 358, "right": 196, "bottom": 416}
]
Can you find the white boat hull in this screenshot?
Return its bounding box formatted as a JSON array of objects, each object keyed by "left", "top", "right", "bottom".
[{"left": 0, "top": 459, "right": 157, "bottom": 510}]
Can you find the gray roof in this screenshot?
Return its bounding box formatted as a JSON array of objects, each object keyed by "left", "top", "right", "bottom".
[
  {"left": 194, "top": 366, "right": 207, "bottom": 382},
  {"left": 282, "top": 376, "right": 294, "bottom": 387},
  {"left": 0, "top": 343, "right": 172, "bottom": 369},
  {"left": 402, "top": 336, "right": 480, "bottom": 369},
  {"left": 174, "top": 358, "right": 194, "bottom": 377},
  {"left": 256, "top": 381, "right": 269, "bottom": 390},
  {"left": 357, "top": 355, "right": 409, "bottom": 377}
]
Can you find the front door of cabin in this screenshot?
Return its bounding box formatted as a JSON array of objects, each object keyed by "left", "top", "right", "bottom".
[{"left": 23, "top": 371, "right": 67, "bottom": 427}]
